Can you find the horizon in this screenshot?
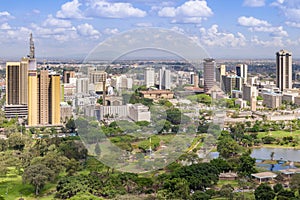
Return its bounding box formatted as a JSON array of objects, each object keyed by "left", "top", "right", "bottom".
[{"left": 0, "top": 0, "right": 299, "bottom": 59}]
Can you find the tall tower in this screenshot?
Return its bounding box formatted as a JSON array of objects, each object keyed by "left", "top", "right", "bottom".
[
  {"left": 28, "top": 33, "right": 38, "bottom": 125},
  {"left": 276, "top": 50, "right": 292, "bottom": 91},
  {"left": 159, "top": 66, "right": 171, "bottom": 90},
  {"left": 29, "top": 33, "right": 35, "bottom": 59},
  {"left": 145, "top": 67, "right": 155, "bottom": 88},
  {"left": 203, "top": 58, "right": 215, "bottom": 93},
  {"left": 236, "top": 64, "right": 248, "bottom": 84},
  {"left": 6, "top": 62, "right": 21, "bottom": 105},
  {"left": 216, "top": 64, "right": 226, "bottom": 83}
]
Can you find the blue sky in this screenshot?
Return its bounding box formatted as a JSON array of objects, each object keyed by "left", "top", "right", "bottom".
[{"left": 0, "top": 0, "right": 300, "bottom": 59}]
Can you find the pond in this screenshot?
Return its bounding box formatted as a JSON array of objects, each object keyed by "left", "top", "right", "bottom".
[
  {"left": 205, "top": 147, "right": 300, "bottom": 171},
  {"left": 251, "top": 147, "right": 300, "bottom": 162}
]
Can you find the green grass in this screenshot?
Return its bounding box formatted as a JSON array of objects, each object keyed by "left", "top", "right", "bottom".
[
  {"left": 257, "top": 130, "right": 300, "bottom": 139},
  {"left": 0, "top": 168, "right": 56, "bottom": 200},
  {"left": 216, "top": 180, "right": 239, "bottom": 189}
]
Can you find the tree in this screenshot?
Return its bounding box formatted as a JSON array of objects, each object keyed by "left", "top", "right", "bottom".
[
  {"left": 277, "top": 190, "right": 295, "bottom": 200},
  {"left": 237, "top": 153, "right": 257, "bottom": 177},
  {"left": 254, "top": 183, "right": 275, "bottom": 200},
  {"left": 192, "top": 191, "right": 210, "bottom": 200},
  {"left": 7, "top": 133, "right": 26, "bottom": 151},
  {"left": 162, "top": 178, "right": 190, "bottom": 199},
  {"left": 273, "top": 183, "right": 284, "bottom": 194},
  {"left": 219, "top": 184, "right": 234, "bottom": 199},
  {"left": 22, "top": 164, "right": 54, "bottom": 195},
  {"left": 290, "top": 174, "right": 300, "bottom": 193},
  {"left": 217, "top": 136, "right": 240, "bottom": 159}
]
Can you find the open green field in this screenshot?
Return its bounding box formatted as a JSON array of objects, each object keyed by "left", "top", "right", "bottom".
[
  {"left": 0, "top": 174, "right": 56, "bottom": 200},
  {"left": 257, "top": 130, "right": 300, "bottom": 139}
]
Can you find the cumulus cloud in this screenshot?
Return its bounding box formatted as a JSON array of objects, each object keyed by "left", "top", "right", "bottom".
[
  {"left": 158, "top": 0, "right": 213, "bottom": 24},
  {"left": 77, "top": 23, "right": 100, "bottom": 39},
  {"left": 56, "top": 0, "right": 84, "bottom": 19},
  {"left": 249, "top": 26, "right": 288, "bottom": 37},
  {"left": 272, "top": 0, "right": 300, "bottom": 22},
  {"left": 0, "top": 11, "right": 14, "bottom": 21},
  {"left": 86, "top": 0, "right": 146, "bottom": 18},
  {"left": 103, "top": 28, "right": 119, "bottom": 35},
  {"left": 238, "top": 16, "right": 271, "bottom": 27},
  {"left": 238, "top": 16, "right": 288, "bottom": 37},
  {"left": 243, "top": 0, "right": 266, "bottom": 7},
  {"left": 251, "top": 36, "right": 284, "bottom": 47},
  {"left": 30, "top": 23, "right": 78, "bottom": 42},
  {"left": 0, "top": 23, "right": 11, "bottom": 30},
  {"left": 199, "top": 25, "right": 246, "bottom": 47},
  {"left": 135, "top": 22, "right": 153, "bottom": 27},
  {"left": 286, "top": 21, "right": 300, "bottom": 28},
  {"left": 43, "top": 15, "right": 72, "bottom": 28}
]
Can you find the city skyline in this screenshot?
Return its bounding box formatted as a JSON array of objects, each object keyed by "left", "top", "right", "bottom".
[{"left": 0, "top": 0, "right": 300, "bottom": 59}]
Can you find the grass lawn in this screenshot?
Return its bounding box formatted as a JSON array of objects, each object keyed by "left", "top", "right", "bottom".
[
  {"left": 216, "top": 180, "right": 239, "bottom": 189},
  {"left": 257, "top": 130, "right": 300, "bottom": 139},
  {"left": 0, "top": 168, "right": 57, "bottom": 200}
]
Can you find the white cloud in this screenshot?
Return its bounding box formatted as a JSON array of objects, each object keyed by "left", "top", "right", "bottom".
[
  {"left": 43, "top": 15, "right": 72, "bottom": 28},
  {"left": 238, "top": 16, "right": 288, "bottom": 37},
  {"left": 286, "top": 21, "right": 300, "bottom": 28},
  {"left": 30, "top": 23, "right": 78, "bottom": 42},
  {"left": 199, "top": 25, "right": 246, "bottom": 47},
  {"left": 135, "top": 22, "right": 153, "bottom": 27},
  {"left": 86, "top": 0, "right": 146, "bottom": 18},
  {"left": 238, "top": 16, "right": 271, "bottom": 27},
  {"left": 251, "top": 36, "right": 284, "bottom": 47},
  {"left": 77, "top": 23, "right": 100, "bottom": 39},
  {"left": 103, "top": 28, "right": 119, "bottom": 35},
  {"left": 0, "top": 23, "right": 11, "bottom": 30},
  {"left": 249, "top": 26, "right": 288, "bottom": 37},
  {"left": 56, "top": 0, "right": 84, "bottom": 19},
  {"left": 0, "top": 11, "right": 14, "bottom": 21},
  {"left": 158, "top": 0, "right": 213, "bottom": 24},
  {"left": 272, "top": 0, "right": 300, "bottom": 22},
  {"left": 243, "top": 0, "right": 266, "bottom": 7}
]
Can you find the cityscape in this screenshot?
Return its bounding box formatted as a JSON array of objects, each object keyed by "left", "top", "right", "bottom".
[{"left": 1, "top": 0, "right": 300, "bottom": 200}]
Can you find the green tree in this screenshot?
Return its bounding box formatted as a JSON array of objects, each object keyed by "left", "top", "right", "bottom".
[
  {"left": 290, "top": 174, "right": 300, "bottom": 193},
  {"left": 237, "top": 153, "right": 257, "bottom": 177},
  {"left": 162, "top": 178, "right": 190, "bottom": 199},
  {"left": 273, "top": 183, "right": 284, "bottom": 194},
  {"left": 219, "top": 184, "right": 234, "bottom": 199},
  {"left": 254, "top": 183, "right": 275, "bottom": 200},
  {"left": 7, "top": 133, "right": 26, "bottom": 151},
  {"left": 22, "top": 164, "right": 54, "bottom": 195},
  {"left": 217, "top": 136, "right": 240, "bottom": 159},
  {"left": 192, "top": 191, "right": 211, "bottom": 200}
]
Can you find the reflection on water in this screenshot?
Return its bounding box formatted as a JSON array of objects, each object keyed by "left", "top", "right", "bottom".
[
  {"left": 251, "top": 148, "right": 300, "bottom": 162},
  {"left": 206, "top": 147, "right": 300, "bottom": 171}
]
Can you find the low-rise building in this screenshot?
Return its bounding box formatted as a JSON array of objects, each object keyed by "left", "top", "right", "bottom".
[
  {"left": 260, "top": 91, "right": 282, "bottom": 108},
  {"left": 128, "top": 103, "right": 151, "bottom": 122},
  {"left": 60, "top": 102, "right": 73, "bottom": 123},
  {"left": 140, "top": 90, "right": 174, "bottom": 100}
]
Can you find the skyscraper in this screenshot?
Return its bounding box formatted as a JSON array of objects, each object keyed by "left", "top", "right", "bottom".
[
  {"left": 27, "top": 34, "right": 61, "bottom": 126},
  {"left": 203, "top": 58, "right": 215, "bottom": 93},
  {"left": 145, "top": 67, "right": 155, "bottom": 88},
  {"left": 276, "top": 50, "right": 292, "bottom": 91},
  {"left": 6, "top": 62, "right": 21, "bottom": 105},
  {"left": 159, "top": 66, "right": 171, "bottom": 90},
  {"left": 216, "top": 64, "right": 226, "bottom": 83},
  {"left": 236, "top": 64, "right": 248, "bottom": 84}
]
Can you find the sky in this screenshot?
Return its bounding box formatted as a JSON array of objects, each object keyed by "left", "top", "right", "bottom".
[{"left": 0, "top": 0, "right": 300, "bottom": 60}]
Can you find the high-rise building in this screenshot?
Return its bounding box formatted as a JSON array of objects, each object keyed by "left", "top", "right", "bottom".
[
  {"left": 27, "top": 34, "right": 61, "bottom": 126},
  {"left": 204, "top": 58, "right": 215, "bottom": 93},
  {"left": 276, "top": 50, "right": 292, "bottom": 91},
  {"left": 63, "top": 71, "right": 75, "bottom": 83},
  {"left": 29, "top": 70, "right": 61, "bottom": 126},
  {"left": 159, "top": 66, "right": 171, "bottom": 90},
  {"left": 6, "top": 62, "right": 21, "bottom": 105},
  {"left": 145, "top": 67, "right": 155, "bottom": 88},
  {"left": 236, "top": 64, "right": 248, "bottom": 85},
  {"left": 76, "top": 78, "right": 89, "bottom": 95},
  {"left": 216, "top": 64, "right": 226, "bottom": 83}
]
